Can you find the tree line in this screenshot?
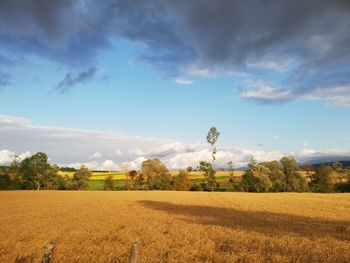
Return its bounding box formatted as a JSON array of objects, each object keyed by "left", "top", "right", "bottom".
[
  {"left": 0, "top": 127, "right": 349, "bottom": 192},
  {"left": 0, "top": 152, "right": 92, "bottom": 190}
]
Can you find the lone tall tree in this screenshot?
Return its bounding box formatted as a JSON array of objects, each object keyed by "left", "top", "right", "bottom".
[
  {"left": 199, "top": 127, "right": 220, "bottom": 190},
  {"left": 207, "top": 127, "right": 220, "bottom": 167}
]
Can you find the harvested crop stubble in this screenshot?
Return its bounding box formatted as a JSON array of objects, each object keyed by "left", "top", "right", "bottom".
[{"left": 0, "top": 191, "right": 349, "bottom": 262}]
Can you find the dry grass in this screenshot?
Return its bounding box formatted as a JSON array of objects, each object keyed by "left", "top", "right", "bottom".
[{"left": 0, "top": 191, "right": 349, "bottom": 262}]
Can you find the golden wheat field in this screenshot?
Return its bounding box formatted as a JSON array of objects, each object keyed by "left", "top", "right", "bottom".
[{"left": 0, "top": 191, "right": 349, "bottom": 263}]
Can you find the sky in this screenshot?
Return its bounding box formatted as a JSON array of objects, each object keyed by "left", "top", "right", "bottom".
[{"left": 0, "top": 0, "right": 350, "bottom": 170}]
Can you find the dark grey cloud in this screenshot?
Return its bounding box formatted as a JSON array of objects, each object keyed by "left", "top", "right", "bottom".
[
  {"left": 0, "top": 0, "right": 112, "bottom": 66},
  {"left": 0, "top": 0, "right": 194, "bottom": 76},
  {"left": 0, "top": 0, "right": 350, "bottom": 103},
  {"left": 110, "top": 0, "right": 196, "bottom": 77},
  {"left": 169, "top": 0, "right": 349, "bottom": 65},
  {"left": 55, "top": 67, "right": 97, "bottom": 94},
  {"left": 168, "top": 0, "right": 350, "bottom": 105},
  {"left": 1, "top": 0, "right": 349, "bottom": 68}
]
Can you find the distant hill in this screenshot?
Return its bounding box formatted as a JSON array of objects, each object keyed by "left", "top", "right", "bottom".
[
  {"left": 299, "top": 157, "right": 350, "bottom": 169},
  {"left": 309, "top": 156, "right": 350, "bottom": 164},
  {"left": 306, "top": 160, "right": 350, "bottom": 169}
]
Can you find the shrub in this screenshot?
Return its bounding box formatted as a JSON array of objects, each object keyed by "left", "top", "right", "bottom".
[
  {"left": 141, "top": 159, "right": 168, "bottom": 179},
  {"left": 71, "top": 166, "right": 92, "bottom": 190},
  {"left": 0, "top": 170, "right": 11, "bottom": 190},
  {"left": 140, "top": 159, "right": 174, "bottom": 190},
  {"left": 311, "top": 165, "right": 335, "bottom": 193},
  {"left": 104, "top": 175, "right": 113, "bottom": 190},
  {"left": 280, "top": 156, "right": 309, "bottom": 192},
  {"left": 189, "top": 184, "right": 202, "bottom": 191},
  {"left": 125, "top": 170, "right": 139, "bottom": 190},
  {"left": 148, "top": 173, "right": 173, "bottom": 190},
  {"left": 198, "top": 161, "right": 216, "bottom": 189},
  {"left": 242, "top": 158, "right": 272, "bottom": 192},
  {"left": 186, "top": 166, "right": 193, "bottom": 172},
  {"left": 173, "top": 171, "right": 190, "bottom": 191},
  {"left": 261, "top": 161, "right": 286, "bottom": 192}
]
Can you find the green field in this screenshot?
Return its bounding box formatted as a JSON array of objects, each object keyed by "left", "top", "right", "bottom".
[
  {"left": 83, "top": 171, "right": 243, "bottom": 191},
  {"left": 60, "top": 171, "right": 314, "bottom": 191},
  {"left": 59, "top": 170, "right": 241, "bottom": 190},
  {"left": 87, "top": 179, "right": 125, "bottom": 190},
  {"left": 62, "top": 170, "right": 309, "bottom": 190},
  {"left": 60, "top": 170, "right": 243, "bottom": 179}
]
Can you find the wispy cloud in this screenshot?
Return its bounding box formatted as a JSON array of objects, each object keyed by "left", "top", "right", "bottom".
[
  {"left": 175, "top": 78, "right": 193, "bottom": 85},
  {"left": 307, "top": 85, "right": 350, "bottom": 107},
  {"left": 239, "top": 84, "right": 294, "bottom": 103},
  {"left": 187, "top": 65, "right": 216, "bottom": 77},
  {"left": 54, "top": 67, "right": 97, "bottom": 94},
  {"left": 239, "top": 82, "right": 350, "bottom": 107}
]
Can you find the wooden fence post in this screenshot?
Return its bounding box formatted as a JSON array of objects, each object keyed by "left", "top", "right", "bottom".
[
  {"left": 129, "top": 241, "right": 138, "bottom": 263},
  {"left": 42, "top": 240, "right": 57, "bottom": 263}
]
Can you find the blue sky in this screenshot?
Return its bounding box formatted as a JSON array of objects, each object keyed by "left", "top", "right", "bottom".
[{"left": 0, "top": 0, "right": 350, "bottom": 170}]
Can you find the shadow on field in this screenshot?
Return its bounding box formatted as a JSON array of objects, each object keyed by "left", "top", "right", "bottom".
[{"left": 138, "top": 200, "right": 350, "bottom": 240}]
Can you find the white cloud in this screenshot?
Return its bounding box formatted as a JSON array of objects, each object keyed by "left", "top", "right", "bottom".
[
  {"left": 297, "top": 148, "right": 350, "bottom": 162},
  {"left": 68, "top": 159, "right": 120, "bottom": 171},
  {"left": 89, "top": 152, "right": 102, "bottom": 160},
  {"left": 120, "top": 156, "right": 147, "bottom": 171},
  {"left": 100, "top": 160, "right": 120, "bottom": 171},
  {"left": 0, "top": 149, "right": 16, "bottom": 165},
  {"left": 187, "top": 65, "right": 216, "bottom": 77},
  {"left": 307, "top": 85, "right": 350, "bottom": 107},
  {"left": 114, "top": 149, "right": 122, "bottom": 156},
  {"left": 128, "top": 148, "right": 145, "bottom": 156},
  {"left": 240, "top": 84, "right": 293, "bottom": 101},
  {"left": 1, "top": 114, "right": 350, "bottom": 170},
  {"left": 163, "top": 148, "right": 285, "bottom": 170},
  {"left": 0, "top": 114, "right": 172, "bottom": 165},
  {"left": 68, "top": 161, "right": 98, "bottom": 170},
  {"left": 239, "top": 82, "right": 350, "bottom": 107},
  {"left": 175, "top": 78, "right": 193, "bottom": 85},
  {"left": 0, "top": 149, "right": 31, "bottom": 165}
]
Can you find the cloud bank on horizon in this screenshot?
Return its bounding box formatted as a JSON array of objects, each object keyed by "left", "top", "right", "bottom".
[
  {"left": 1, "top": 114, "right": 349, "bottom": 170},
  {"left": 0, "top": 0, "right": 350, "bottom": 105}
]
